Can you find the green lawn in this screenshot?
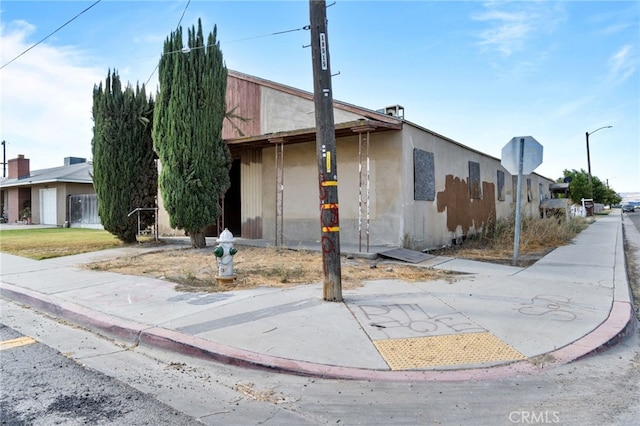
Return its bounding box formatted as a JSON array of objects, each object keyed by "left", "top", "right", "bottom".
[{"left": 0, "top": 228, "right": 124, "bottom": 260}]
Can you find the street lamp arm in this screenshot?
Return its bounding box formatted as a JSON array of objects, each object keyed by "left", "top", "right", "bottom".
[{"left": 587, "top": 125, "right": 613, "bottom": 136}]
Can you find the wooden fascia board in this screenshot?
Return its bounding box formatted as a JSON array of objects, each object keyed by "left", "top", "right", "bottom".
[{"left": 225, "top": 119, "right": 402, "bottom": 152}]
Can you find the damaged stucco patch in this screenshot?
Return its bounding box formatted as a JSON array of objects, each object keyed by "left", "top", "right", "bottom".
[{"left": 437, "top": 175, "right": 496, "bottom": 235}]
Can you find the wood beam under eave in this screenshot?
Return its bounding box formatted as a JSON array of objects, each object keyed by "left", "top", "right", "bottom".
[{"left": 351, "top": 125, "right": 377, "bottom": 133}]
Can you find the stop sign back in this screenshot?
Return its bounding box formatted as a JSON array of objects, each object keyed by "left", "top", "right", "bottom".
[{"left": 501, "top": 136, "right": 543, "bottom": 175}]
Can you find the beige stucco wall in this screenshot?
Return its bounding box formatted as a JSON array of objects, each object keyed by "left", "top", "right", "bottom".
[
  {"left": 400, "top": 123, "right": 553, "bottom": 250},
  {"left": 157, "top": 122, "right": 554, "bottom": 249},
  {"left": 27, "top": 183, "right": 95, "bottom": 226},
  {"left": 260, "top": 87, "right": 365, "bottom": 134},
  {"left": 156, "top": 160, "right": 183, "bottom": 236},
  {"left": 261, "top": 131, "right": 404, "bottom": 246},
  {"left": 156, "top": 84, "right": 554, "bottom": 249},
  {"left": 157, "top": 193, "right": 179, "bottom": 236}
]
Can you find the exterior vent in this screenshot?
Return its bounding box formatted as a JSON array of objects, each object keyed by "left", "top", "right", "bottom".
[
  {"left": 64, "top": 157, "right": 86, "bottom": 166},
  {"left": 376, "top": 105, "right": 404, "bottom": 119}
]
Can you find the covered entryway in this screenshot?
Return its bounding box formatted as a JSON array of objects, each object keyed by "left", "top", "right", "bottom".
[{"left": 39, "top": 188, "right": 57, "bottom": 225}]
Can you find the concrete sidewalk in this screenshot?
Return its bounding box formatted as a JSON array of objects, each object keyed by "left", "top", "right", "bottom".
[{"left": 1, "top": 211, "right": 637, "bottom": 382}]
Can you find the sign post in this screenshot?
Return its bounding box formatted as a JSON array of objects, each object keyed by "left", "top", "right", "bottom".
[{"left": 501, "top": 136, "right": 543, "bottom": 266}]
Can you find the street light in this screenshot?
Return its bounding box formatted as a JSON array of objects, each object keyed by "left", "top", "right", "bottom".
[{"left": 586, "top": 125, "right": 613, "bottom": 198}]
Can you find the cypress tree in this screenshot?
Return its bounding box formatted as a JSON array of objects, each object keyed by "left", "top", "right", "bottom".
[
  {"left": 153, "top": 19, "right": 231, "bottom": 248},
  {"left": 92, "top": 70, "right": 157, "bottom": 243}
]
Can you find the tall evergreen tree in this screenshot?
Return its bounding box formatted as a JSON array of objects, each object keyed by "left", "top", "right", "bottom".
[
  {"left": 92, "top": 70, "right": 157, "bottom": 243},
  {"left": 153, "top": 19, "right": 231, "bottom": 248}
]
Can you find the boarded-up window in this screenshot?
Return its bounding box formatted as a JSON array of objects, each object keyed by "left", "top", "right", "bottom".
[
  {"left": 539, "top": 182, "right": 545, "bottom": 201},
  {"left": 497, "top": 170, "right": 505, "bottom": 201},
  {"left": 468, "top": 161, "right": 481, "bottom": 199},
  {"left": 414, "top": 149, "right": 435, "bottom": 201},
  {"left": 512, "top": 176, "right": 518, "bottom": 201}
]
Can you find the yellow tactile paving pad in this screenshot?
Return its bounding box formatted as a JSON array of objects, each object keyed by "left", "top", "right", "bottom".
[{"left": 373, "top": 332, "right": 526, "bottom": 370}]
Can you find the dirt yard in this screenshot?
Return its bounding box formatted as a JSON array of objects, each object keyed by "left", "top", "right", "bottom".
[
  {"left": 85, "top": 244, "right": 467, "bottom": 293},
  {"left": 82, "top": 215, "right": 587, "bottom": 293}
]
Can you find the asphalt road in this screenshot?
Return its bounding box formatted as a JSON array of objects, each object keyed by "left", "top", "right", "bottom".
[
  {"left": 0, "top": 324, "right": 200, "bottom": 425},
  {"left": 623, "top": 209, "right": 640, "bottom": 318}
]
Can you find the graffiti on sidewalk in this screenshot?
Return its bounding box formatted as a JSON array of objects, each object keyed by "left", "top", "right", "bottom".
[
  {"left": 357, "top": 303, "right": 485, "bottom": 337},
  {"left": 517, "top": 294, "right": 592, "bottom": 321}
]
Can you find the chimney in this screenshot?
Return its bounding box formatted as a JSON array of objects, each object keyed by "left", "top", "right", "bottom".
[{"left": 8, "top": 154, "right": 30, "bottom": 179}]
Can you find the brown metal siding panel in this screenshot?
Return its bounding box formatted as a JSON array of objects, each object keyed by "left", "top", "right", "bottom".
[
  {"left": 223, "top": 75, "right": 261, "bottom": 140},
  {"left": 240, "top": 149, "right": 263, "bottom": 238}
]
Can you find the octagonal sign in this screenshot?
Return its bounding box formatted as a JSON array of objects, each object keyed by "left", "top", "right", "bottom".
[{"left": 501, "top": 136, "right": 543, "bottom": 175}]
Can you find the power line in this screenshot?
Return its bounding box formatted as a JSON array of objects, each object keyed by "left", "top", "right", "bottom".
[
  {"left": 145, "top": 0, "right": 191, "bottom": 86},
  {"left": 222, "top": 25, "right": 310, "bottom": 45},
  {"left": 175, "top": 0, "right": 191, "bottom": 29},
  {"left": 164, "top": 25, "right": 309, "bottom": 55},
  {"left": 145, "top": 24, "right": 309, "bottom": 86},
  {"left": 0, "top": 0, "right": 102, "bottom": 70}
]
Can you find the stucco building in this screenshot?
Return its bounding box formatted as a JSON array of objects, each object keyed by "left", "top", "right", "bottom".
[
  {"left": 157, "top": 70, "right": 554, "bottom": 251},
  {"left": 0, "top": 155, "right": 99, "bottom": 228}
]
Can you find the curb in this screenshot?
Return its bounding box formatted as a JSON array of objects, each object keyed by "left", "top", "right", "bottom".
[{"left": 2, "top": 281, "right": 637, "bottom": 382}]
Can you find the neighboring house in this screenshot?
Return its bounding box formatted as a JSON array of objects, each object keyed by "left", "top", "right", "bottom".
[
  {"left": 0, "top": 155, "right": 100, "bottom": 228},
  {"left": 157, "top": 70, "right": 554, "bottom": 251}
]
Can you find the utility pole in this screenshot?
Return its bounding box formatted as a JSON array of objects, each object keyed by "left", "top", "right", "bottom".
[
  {"left": 2, "top": 140, "right": 5, "bottom": 178},
  {"left": 585, "top": 131, "right": 593, "bottom": 199},
  {"left": 309, "top": 0, "right": 342, "bottom": 302}
]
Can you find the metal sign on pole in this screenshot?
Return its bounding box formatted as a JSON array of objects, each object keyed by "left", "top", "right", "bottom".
[
  {"left": 501, "top": 136, "right": 543, "bottom": 266},
  {"left": 309, "top": 0, "right": 342, "bottom": 301}
]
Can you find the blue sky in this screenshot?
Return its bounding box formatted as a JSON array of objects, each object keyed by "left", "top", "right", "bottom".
[{"left": 1, "top": 0, "right": 638, "bottom": 194}]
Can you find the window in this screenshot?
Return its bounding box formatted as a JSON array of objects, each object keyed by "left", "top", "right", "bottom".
[
  {"left": 413, "top": 149, "right": 435, "bottom": 201},
  {"left": 468, "top": 161, "right": 481, "bottom": 199},
  {"left": 539, "top": 182, "right": 545, "bottom": 201},
  {"left": 497, "top": 170, "right": 505, "bottom": 201}
]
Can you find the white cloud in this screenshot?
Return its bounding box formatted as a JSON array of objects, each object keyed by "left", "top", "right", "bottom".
[
  {"left": 0, "top": 20, "right": 104, "bottom": 170},
  {"left": 608, "top": 44, "right": 637, "bottom": 85},
  {"left": 474, "top": 9, "right": 531, "bottom": 56},
  {"left": 473, "top": 1, "right": 565, "bottom": 57},
  {"left": 549, "top": 96, "right": 595, "bottom": 120}
]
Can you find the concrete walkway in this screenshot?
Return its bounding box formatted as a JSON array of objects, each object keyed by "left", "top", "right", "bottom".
[{"left": 1, "top": 211, "right": 637, "bottom": 381}]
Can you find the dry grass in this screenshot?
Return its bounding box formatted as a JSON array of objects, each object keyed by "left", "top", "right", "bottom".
[
  {"left": 431, "top": 214, "right": 589, "bottom": 265},
  {"left": 86, "top": 245, "right": 460, "bottom": 292},
  {"left": 85, "top": 216, "right": 588, "bottom": 292},
  {"left": 3, "top": 215, "right": 590, "bottom": 293}
]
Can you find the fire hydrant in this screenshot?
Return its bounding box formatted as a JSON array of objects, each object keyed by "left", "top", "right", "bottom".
[{"left": 213, "top": 228, "right": 237, "bottom": 283}]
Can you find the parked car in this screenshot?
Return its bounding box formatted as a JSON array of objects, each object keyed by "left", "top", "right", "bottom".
[{"left": 622, "top": 204, "right": 635, "bottom": 212}]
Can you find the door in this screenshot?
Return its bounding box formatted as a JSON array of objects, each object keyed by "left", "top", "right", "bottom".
[{"left": 40, "top": 188, "right": 57, "bottom": 225}]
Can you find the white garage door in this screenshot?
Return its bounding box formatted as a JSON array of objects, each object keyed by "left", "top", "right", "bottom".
[{"left": 40, "top": 188, "right": 57, "bottom": 225}]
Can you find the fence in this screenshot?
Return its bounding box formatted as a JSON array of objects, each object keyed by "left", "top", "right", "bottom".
[{"left": 68, "top": 194, "right": 102, "bottom": 228}]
